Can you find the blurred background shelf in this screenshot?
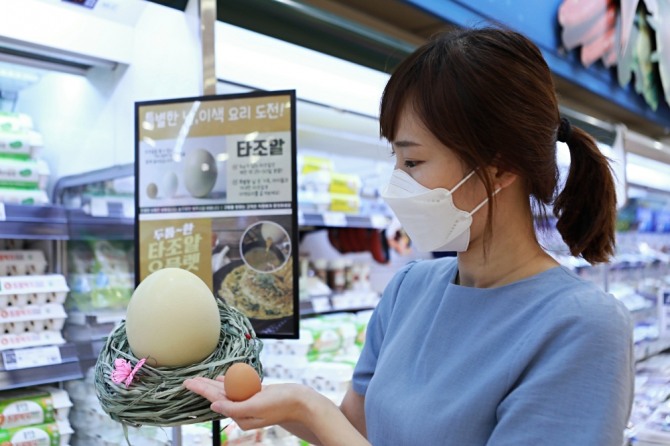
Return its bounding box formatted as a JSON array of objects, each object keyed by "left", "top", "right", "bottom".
[
  {"left": 298, "top": 211, "right": 390, "bottom": 229},
  {"left": 66, "top": 209, "right": 134, "bottom": 241},
  {"left": 0, "top": 343, "right": 83, "bottom": 390},
  {"left": 0, "top": 204, "right": 69, "bottom": 240}
]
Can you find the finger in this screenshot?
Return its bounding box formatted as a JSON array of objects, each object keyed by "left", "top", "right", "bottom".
[
  {"left": 215, "top": 375, "right": 225, "bottom": 383},
  {"left": 183, "top": 378, "right": 227, "bottom": 402}
]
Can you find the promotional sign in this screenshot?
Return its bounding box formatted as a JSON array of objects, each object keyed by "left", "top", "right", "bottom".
[{"left": 135, "top": 91, "right": 298, "bottom": 338}]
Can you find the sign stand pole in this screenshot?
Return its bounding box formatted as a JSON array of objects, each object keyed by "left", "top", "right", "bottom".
[{"left": 181, "top": 1, "right": 218, "bottom": 445}]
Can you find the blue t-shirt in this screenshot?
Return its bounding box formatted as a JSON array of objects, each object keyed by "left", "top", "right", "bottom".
[{"left": 353, "top": 258, "right": 634, "bottom": 446}]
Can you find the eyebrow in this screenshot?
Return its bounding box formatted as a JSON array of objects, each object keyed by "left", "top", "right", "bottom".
[{"left": 392, "top": 140, "right": 421, "bottom": 148}]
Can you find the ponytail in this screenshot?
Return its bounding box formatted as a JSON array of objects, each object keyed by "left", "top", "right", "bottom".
[{"left": 553, "top": 125, "right": 617, "bottom": 264}]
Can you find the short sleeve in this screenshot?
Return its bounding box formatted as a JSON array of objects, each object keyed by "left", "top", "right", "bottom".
[
  {"left": 352, "top": 262, "right": 416, "bottom": 396},
  {"left": 488, "top": 297, "right": 634, "bottom": 446}
]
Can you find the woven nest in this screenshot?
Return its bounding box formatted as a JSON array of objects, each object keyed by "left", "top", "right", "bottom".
[{"left": 94, "top": 298, "right": 263, "bottom": 428}]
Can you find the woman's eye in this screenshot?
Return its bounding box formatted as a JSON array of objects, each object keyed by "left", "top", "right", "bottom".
[{"left": 404, "top": 160, "right": 419, "bottom": 168}]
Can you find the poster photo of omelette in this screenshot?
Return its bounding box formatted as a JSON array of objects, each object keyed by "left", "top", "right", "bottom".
[{"left": 211, "top": 215, "right": 297, "bottom": 337}]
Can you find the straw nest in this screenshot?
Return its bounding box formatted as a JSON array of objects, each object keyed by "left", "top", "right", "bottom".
[{"left": 94, "top": 298, "right": 263, "bottom": 427}]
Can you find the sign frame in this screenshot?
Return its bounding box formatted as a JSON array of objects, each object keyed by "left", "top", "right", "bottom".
[{"left": 134, "top": 90, "right": 299, "bottom": 339}]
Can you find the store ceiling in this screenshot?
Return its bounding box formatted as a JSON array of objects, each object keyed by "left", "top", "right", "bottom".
[
  {"left": 304, "top": 0, "right": 670, "bottom": 140},
  {"left": 147, "top": 0, "right": 670, "bottom": 140}
]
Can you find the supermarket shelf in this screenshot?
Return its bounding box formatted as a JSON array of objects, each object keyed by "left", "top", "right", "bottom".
[
  {"left": 0, "top": 343, "right": 83, "bottom": 390},
  {"left": 74, "top": 339, "right": 106, "bottom": 373},
  {"left": 299, "top": 295, "right": 378, "bottom": 317},
  {"left": 631, "top": 306, "right": 657, "bottom": 324},
  {"left": 298, "top": 211, "right": 390, "bottom": 229},
  {"left": 67, "top": 209, "right": 134, "bottom": 240},
  {"left": 635, "top": 337, "right": 670, "bottom": 363},
  {"left": 0, "top": 204, "right": 69, "bottom": 240}
]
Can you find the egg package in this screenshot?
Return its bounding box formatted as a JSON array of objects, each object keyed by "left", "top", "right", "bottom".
[{"left": 93, "top": 268, "right": 263, "bottom": 427}]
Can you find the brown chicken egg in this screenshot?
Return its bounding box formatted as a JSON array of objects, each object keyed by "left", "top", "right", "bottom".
[{"left": 224, "top": 363, "right": 262, "bottom": 401}]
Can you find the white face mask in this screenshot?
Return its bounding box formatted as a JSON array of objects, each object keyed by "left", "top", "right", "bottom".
[{"left": 381, "top": 169, "right": 495, "bottom": 252}]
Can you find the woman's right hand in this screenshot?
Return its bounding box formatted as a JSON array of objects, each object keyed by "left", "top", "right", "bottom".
[
  {"left": 184, "top": 376, "right": 309, "bottom": 430},
  {"left": 184, "top": 376, "right": 370, "bottom": 446}
]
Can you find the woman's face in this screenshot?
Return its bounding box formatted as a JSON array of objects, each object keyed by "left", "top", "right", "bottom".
[{"left": 390, "top": 105, "right": 487, "bottom": 213}]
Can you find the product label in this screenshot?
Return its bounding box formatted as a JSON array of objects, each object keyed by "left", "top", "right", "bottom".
[
  {"left": 0, "top": 392, "right": 54, "bottom": 430},
  {"left": 0, "top": 422, "right": 60, "bottom": 446},
  {"left": 0, "top": 332, "right": 65, "bottom": 351},
  {"left": 0, "top": 304, "right": 66, "bottom": 323},
  {"left": 2, "top": 346, "right": 62, "bottom": 371},
  {"left": 0, "top": 275, "right": 68, "bottom": 296}
]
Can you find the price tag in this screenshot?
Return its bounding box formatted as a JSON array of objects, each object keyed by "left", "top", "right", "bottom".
[
  {"left": 2, "top": 346, "right": 62, "bottom": 370},
  {"left": 322, "top": 212, "right": 346, "bottom": 227},
  {"left": 0, "top": 203, "right": 6, "bottom": 221}
]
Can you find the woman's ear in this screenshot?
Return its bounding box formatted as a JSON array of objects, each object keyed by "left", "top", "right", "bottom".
[{"left": 486, "top": 164, "right": 518, "bottom": 190}]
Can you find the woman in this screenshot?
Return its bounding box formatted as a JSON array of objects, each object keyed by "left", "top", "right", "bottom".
[{"left": 185, "top": 27, "right": 634, "bottom": 446}]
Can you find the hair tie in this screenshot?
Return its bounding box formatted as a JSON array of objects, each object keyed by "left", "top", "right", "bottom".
[{"left": 557, "top": 117, "right": 572, "bottom": 143}]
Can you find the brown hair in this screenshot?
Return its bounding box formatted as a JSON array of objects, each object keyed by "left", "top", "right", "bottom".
[{"left": 379, "top": 27, "right": 616, "bottom": 264}]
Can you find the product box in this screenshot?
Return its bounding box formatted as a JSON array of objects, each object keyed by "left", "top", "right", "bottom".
[
  {"left": 299, "top": 155, "right": 334, "bottom": 174},
  {"left": 0, "top": 275, "right": 69, "bottom": 309},
  {"left": 0, "top": 112, "right": 33, "bottom": 133},
  {"left": 0, "top": 158, "right": 49, "bottom": 190},
  {"left": 66, "top": 240, "right": 134, "bottom": 313},
  {"left": 0, "top": 131, "right": 42, "bottom": 159},
  {"left": 0, "top": 420, "right": 73, "bottom": 446},
  {"left": 0, "top": 389, "right": 53, "bottom": 429},
  {"left": 329, "top": 193, "right": 360, "bottom": 214},
  {"left": 0, "top": 304, "right": 68, "bottom": 335},
  {"left": 0, "top": 251, "right": 48, "bottom": 277},
  {"left": 301, "top": 361, "right": 353, "bottom": 394},
  {"left": 0, "top": 387, "right": 71, "bottom": 430},
  {"left": 301, "top": 316, "right": 357, "bottom": 358},
  {"left": 0, "top": 187, "right": 48, "bottom": 205},
  {"left": 329, "top": 172, "right": 362, "bottom": 196},
  {"left": 0, "top": 331, "right": 65, "bottom": 351},
  {"left": 261, "top": 329, "right": 313, "bottom": 356}
]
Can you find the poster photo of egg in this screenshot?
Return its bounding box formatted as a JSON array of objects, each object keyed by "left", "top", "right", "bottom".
[
  {"left": 137, "top": 135, "right": 229, "bottom": 209},
  {"left": 211, "top": 213, "right": 298, "bottom": 337}
]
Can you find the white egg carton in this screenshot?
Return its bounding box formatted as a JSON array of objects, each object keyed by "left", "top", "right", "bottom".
[
  {"left": 301, "top": 361, "right": 353, "bottom": 394},
  {"left": 260, "top": 353, "right": 309, "bottom": 380},
  {"left": 0, "top": 274, "right": 69, "bottom": 310},
  {"left": 0, "top": 303, "right": 68, "bottom": 335},
  {"left": 0, "top": 330, "right": 65, "bottom": 351},
  {"left": 0, "top": 250, "right": 47, "bottom": 276},
  {"left": 261, "top": 329, "right": 314, "bottom": 356}
]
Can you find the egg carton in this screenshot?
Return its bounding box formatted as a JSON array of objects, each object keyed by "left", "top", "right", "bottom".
[
  {"left": 0, "top": 303, "right": 67, "bottom": 335},
  {"left": 0, "top": 420, "right": 74, "bottom": 446},
  {"left": 0, "top": 331, "right": 65, "bottom": 351},
  {"left": 0, "top": 275, "right": 69, "bottom": 310},
  {"left": 0, "top": 386, "right": 72, "bottom": 430},
  {"left": 0, "top": 250, "right": 47, "bottom": 276},
  {"left": 261, "top": 329, "right": 314, "bottom": 356},
  {"left": 301, "top": 361, "right": 353, "bottom": 394},
  {"left": 260, "top": 353, "right": 309, "bottom": 381}
]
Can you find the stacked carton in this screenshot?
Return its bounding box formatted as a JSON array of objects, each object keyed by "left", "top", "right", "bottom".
[{"left": 0, "top": 112, "right": 49, "bottom": 205}]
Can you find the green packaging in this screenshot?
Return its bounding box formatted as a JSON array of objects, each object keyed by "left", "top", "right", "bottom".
[
  {"left": 0, "top": 390, "right": 54, "bottom": 430},
  {"left": 0, "top": 422, "right": 60, "bottom": 446}
]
